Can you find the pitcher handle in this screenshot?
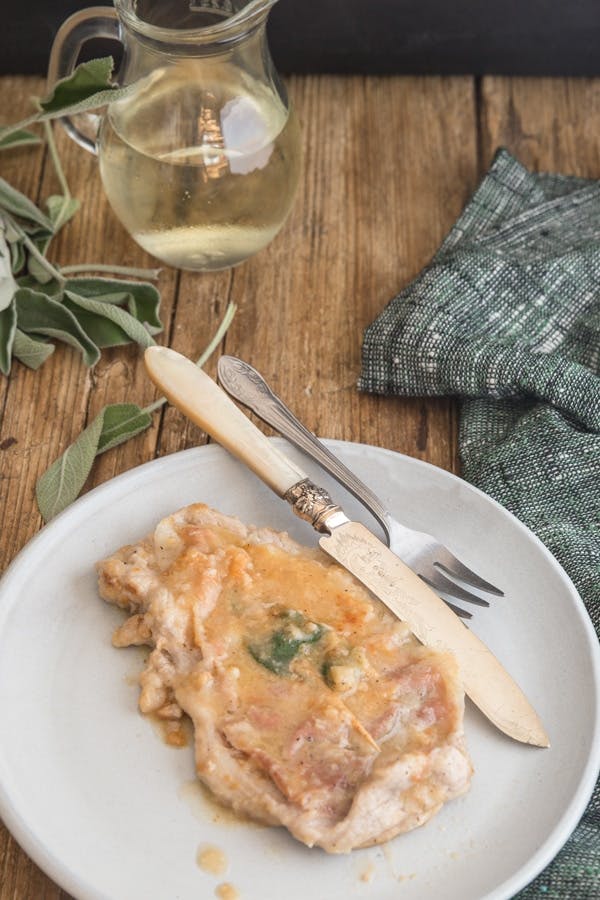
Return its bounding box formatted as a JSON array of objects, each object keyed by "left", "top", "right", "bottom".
[{"left": 47, "top": 6, "right": 121, "bottom": 155}]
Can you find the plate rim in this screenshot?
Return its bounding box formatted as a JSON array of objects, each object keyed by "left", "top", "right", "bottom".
[{"left": 0, "top": 439, "right": 599, "bottom": 900}]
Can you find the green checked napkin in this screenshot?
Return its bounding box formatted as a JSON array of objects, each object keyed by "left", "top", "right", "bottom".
[{"left": 360, "top": 148, "right": 600, "bottom": 898}]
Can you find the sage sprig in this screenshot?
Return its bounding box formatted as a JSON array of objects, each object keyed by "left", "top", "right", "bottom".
[
  {"left": 36, "top": 301, "right": 237, "bottom": 522},
  {"left": 2, "top": 58, "right": 238, "bottom": 523},
  {"left": 0, "top": 57, "right": 137, "bottom": 142},
  {"left": 0, "top": 56, "right": 160, "bottom": 375}
]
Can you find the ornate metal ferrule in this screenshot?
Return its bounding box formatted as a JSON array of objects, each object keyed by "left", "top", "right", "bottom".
[{"left": 284, "top": 479, "right": 348, "bottom": 533}]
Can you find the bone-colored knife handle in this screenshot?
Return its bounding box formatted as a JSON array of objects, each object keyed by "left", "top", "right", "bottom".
[{"left": 144, "top": 347, "right": 308, "bottom": 497}]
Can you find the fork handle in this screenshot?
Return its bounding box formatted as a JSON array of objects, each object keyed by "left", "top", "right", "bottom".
[
  {"left": 217, "top": 356, "right": 391, "bottom": 540},
  {"left": 144, "top": 347, "right": 308, "bottom": 497}
]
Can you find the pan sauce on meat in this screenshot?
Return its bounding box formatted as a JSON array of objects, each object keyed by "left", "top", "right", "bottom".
[{"left": 97, "top": 504, "right": 472, "bottom": 852}]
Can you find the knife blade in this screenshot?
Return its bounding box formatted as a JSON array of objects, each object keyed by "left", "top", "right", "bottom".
[
  {"left": 320, "top": 521, "right": 549, "bottom": 746},
  {"left": 144, "top": 345, "right": 549, "bottom": 748}
]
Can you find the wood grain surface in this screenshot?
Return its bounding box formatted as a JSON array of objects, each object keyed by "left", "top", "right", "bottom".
[{"left": 1, "top": 72, "right": 599, "bottom": 898}]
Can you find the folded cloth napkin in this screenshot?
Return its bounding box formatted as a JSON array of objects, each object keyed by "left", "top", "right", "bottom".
[{"left": 360, "top": 148, "right": 600, "bottom": 898}]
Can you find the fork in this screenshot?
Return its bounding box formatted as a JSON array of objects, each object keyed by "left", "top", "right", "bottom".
[{"left": 217, "top": 356, "right": 504, "bottom": 618}]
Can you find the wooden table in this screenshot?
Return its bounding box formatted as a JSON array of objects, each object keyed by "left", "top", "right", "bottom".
[{"left": 1, "top": 72, "right": 599, "bottom": 898}]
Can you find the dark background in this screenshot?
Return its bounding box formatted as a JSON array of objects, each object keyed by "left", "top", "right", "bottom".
[{"left": 3, "top": 0, "right": 600, "bottom": 76}]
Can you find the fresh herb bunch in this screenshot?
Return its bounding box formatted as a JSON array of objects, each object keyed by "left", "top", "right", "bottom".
[
  {"left": 1, "top": 57, "right": 236, "bottom": 522},
  {"left": 0, "top": 57, "right": 163, "bottom": 376}
]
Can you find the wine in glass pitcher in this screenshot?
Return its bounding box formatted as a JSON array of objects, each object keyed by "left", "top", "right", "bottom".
[{"left": 48, "top": 0, "right": 301, "bottom": 271}]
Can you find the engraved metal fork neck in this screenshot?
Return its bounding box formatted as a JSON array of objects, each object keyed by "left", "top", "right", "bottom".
[{"left": 284, "top": 479, "right": 350, "bottom": 533}]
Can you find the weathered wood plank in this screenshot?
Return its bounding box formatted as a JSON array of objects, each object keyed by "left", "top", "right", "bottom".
[
  {"left": 156, "top": 268, "right": 233, "bottom": 456},
  {"left": 0, "top": 78, "right": 48, "bottom": 564},
  {"left": 480, "top": 77, "right": 600, "bottom": 176},
  {"left": 0, "top": 78, "right": 52, "bottom": 565}
]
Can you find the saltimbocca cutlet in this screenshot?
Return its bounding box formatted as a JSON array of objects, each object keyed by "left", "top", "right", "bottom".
[{"left": 97, "top": 503, "right": 472, "bottom": 852}]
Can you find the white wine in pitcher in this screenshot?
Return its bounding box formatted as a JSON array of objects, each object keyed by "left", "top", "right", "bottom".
[
  {"left": 48, "top": 0, "right": 300, "bottom": 270},
  {"left": 98, "top": 65, "right": 300, "bottom": 270}
]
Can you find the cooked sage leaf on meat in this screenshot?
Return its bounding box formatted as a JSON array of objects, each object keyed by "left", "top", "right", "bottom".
[{"left": 248, "top": 610, "right": 325, "bottom": 675}]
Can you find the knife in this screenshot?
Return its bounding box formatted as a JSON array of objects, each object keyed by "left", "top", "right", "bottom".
[{"left": 144, "top": 346, "right": 550, "bottom": 748}]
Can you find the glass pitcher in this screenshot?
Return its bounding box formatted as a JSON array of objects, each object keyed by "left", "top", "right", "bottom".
[{"left": 48, "top": 0, "right": 301, "bottom": 271}]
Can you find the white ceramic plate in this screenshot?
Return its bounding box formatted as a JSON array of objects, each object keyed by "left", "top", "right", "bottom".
[{"left": 0, "top": 441, "right": 599, "bottom": 900}]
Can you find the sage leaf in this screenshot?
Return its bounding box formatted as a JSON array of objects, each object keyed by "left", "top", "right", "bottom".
[
  {"left": 37, "top": 57, "right": 136, "bottom": 120},
  {"left": 64, "top": 290, "right": 156, "bottom": 350},
  {"left": 36, "top": 401, "right": 152, "bottom": 521},
  {"left": 10, "top": 238, "right": 25, "bottom": 274},
  {"left": 5, "top": 218, "right": 26, "bottom": 274},
  {"left": 0, "top": 129, "right": 41, "bottom": 150},
  {"left": 0, "top": 58, "right": 135, "bottom": 147},
  {"left": 16, "top": 275, "right": 61, "bottom": 299},
  {"left": 26, "top": 234, "right": 54, "bottom": 284},
  {"left": 38, "top": 57, "right": 114, "bottom": 113},
  {"left": 36, "top": 411, "right": 106, "bottom": 522},
  {"left": 59, "top": 304, "right": 131, "bottom": 348},
  {"left": 0, "top": 179, "right": 54, "bottom": 231},
  {"left": 46, "top": 194, "right": 80, "bottom": 232},
  {"left": 65, "top": 277, "right": 163, "bottom": 333},
  {"left": 96, "top": 402, "right": 153, "bottom": 454},
  {"left": 0, "top": 226, "right": 17, "bottom": 311},
  {"left": 27, "top": 257, "right": 53, "bottom": 284},
  {"left": 12, "top": 329, "right": 55, "bottom": 369},
  {"left": 0, "top": 299, "right": 16, "bottom": 375},
  {"left": 14, "top": 287, "right": 100, "bottom": 366},
  {"left": 3, "top": 218, "right": 21, "bottom": 243}
]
